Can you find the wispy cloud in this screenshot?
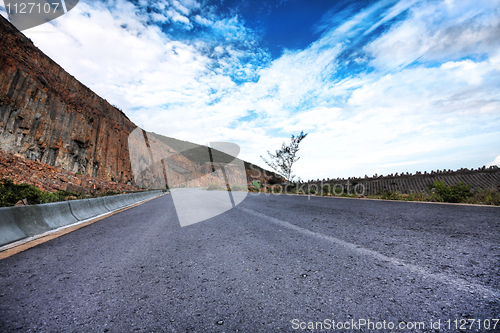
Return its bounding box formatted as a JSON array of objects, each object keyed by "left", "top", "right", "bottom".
[{"left": 487, "top": 155, "right": 500, "bottom": 167}]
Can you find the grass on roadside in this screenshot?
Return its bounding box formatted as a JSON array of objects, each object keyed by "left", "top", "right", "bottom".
[
  {"left": 213, "top": 179, "right": 499, "bottom": 206},
  {"left": 302, "top": 180, "right": 500, "bottom": 206},
  {"left": 0, "top": 178, "right": 147, "bottom": 207},
  {"left": 364, "top": 181, "right": 499, "bottom": 206},
  {"left": 0, "top": 178, "right": 87, "bottom": 207}
]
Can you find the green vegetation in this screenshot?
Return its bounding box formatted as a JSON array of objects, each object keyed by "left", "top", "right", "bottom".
[
  {"left": 247, "top": 186, "right": 259, "bottom": 193},
  {"left": 252, "top": 180, "right": 261, "bottom": 188},
  {"left": 322, "top": 185, "right": 329, "bottom": 195},
  {"left": 205, "top": 183, "right": 248, "bottom": 191},
  {"left": 428, "top": 180, "right": 473, "bottom": 203},
  {"left": 291, "top": 180, "right": 499, "bottom": 206},
  {"left": 365, "top": 180, "right": 498, "bottom": 206},
  {"left": 204, "top": 177, "right": 498, "bottom": 206},
  {"left": 206, "top": 183, "right": 220, "bottom": 191},
  {"left": 230, "top": 184, "right": 247, "bottom": 191},
  {"left": 0, "top": 178, "right": 86, "bottom": 207},
  {"left": 465, "top": 188, "right": 500, "bottom": 205},
  {"left": 260, "top": 131, "right": 308, "bottom": 182},
  {"left": 0, "top": 178, "right": 147, "bottom": 207},
  {"left": 381, "top": 190, "right": 399, "bottom": 200}
]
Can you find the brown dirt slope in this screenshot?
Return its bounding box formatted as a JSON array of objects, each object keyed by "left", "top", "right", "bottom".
[{"left": 0, "top": 149, "right": 139, "bottom": 194}]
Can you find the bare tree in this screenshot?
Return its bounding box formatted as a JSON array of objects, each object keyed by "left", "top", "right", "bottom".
[{"left": 260, "top": 131, "right": 308, "bottom": 183}]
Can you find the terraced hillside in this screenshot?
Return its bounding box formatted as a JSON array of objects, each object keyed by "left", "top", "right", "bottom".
[{"left": 306, "top": 166, "right": 500, "bottom": 195}]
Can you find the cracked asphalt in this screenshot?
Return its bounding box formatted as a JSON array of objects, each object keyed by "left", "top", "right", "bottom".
[{"left": 0, "top": 190, "right": 499, "bottom": 332}]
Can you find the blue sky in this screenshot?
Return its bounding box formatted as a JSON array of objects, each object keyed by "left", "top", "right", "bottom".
[{"left": 1, "top": 0, "right": 500, "bottom": 180}]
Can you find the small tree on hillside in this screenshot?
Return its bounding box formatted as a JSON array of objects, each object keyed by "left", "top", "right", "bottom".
[{"left": 260, "top": 131, "right": 308, "bottom": 183}]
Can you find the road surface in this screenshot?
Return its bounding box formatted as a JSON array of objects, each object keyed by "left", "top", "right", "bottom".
[{"left": 1, "top": 190, "right": 499, "bottom": 332}]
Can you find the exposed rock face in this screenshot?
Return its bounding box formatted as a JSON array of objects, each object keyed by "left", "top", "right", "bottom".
[
  {"left": 0, "top": 15, "right": 135, "bottom": 184},
  {"left": 245, "top": 163, "right": 283, "bottom": 186},
  {"left": 0, "top": 16, "right": 282, "bottom": 189},
  {"left": 129, "top": 129, "right": 252, "bottom": 189}
]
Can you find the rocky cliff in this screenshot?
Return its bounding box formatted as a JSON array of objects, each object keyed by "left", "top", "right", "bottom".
[
  {"left": 128, "top": 129, "right": 281, "bottom": 189},
  {"left": 0, "top": 15, "right": 136, "bottom": 184}
]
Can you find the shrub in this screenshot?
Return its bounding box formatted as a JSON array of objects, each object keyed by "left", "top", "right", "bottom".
[
  {"left": 322, "top": 185, "right": 330, "bottom": 196},
  {"left": 381, "top": 191, "right": 399, "bottom": 200},
  {"left": 104, "top": 190, "right": 119, "bottom": 196},
  {"left": 0, "top": 178, "right": 85, "bottom": 207},
  {"left": 429, "top": 180, "right": 472, "bottom": 203},
  {"left": 247, "top": 186, "right": 259, "bottom": 192},
  {"left": 331, "top": 184, "right": 344, "bottom": 196},
  {"left": 207, "top": 183, "right": 220, "bottom": 191},
  {"left": 405, "top": 192, "right": 432, "bottom": 202},
  {"left": 0, "top": 178, "right": 45, "bottom": 206},
  {"left": 272, "top": 186, "right": 282, "bottom": 193},
  {"left": 230, "top": 184, "right": 246, "bottom": 191},
  {"left": 252, "top": 180, "right": 261, "bottom": 188},
  {"left": 465, "top": 188, "right": 500, "bottom": 206}
]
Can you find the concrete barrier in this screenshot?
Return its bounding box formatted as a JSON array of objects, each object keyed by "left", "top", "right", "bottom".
[
  {"left": 0, "top": 207, "right": 28, "bottom": 245},
  {"left": 0, "top": 190, "right": 164, "bottom": 247},
  {"left": 10, "top": 205, "right": 53, "bottom": 237},
  {"left": 104, "top": 195, "right": 125, "bottom": 211},
  {"left": 130, "top": 193, "right": 141, "bottom": 202},
  {"left": 91, "top": 197, "right": 110, "bottom": 215},
  {"left": 122, "top": 193, "right": 136, "bottom": 205},
  {"left": 68, "top": 199, "right": 98, "bottom": 221},
  {"left": 115, "top": 195, "right": 129, "bottom": 207},
  {"left": 35, "top": 201, "right": 78, "bottom": 229}
]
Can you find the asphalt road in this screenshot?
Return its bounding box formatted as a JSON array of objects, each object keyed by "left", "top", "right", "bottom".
[{"left": 1, "top": 190, "right": 499, "bottom": 332}]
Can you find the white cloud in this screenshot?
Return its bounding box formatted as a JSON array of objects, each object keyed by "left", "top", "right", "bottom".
[
  {"left": 227, "top": 0, "right": 500, "bottom": 179},
  {"left": 0, "top": 0, "right": 8, "bottom": 19},
  {"left": 487, "top": 155, "right": 500, "bottom": 167},
  {"left": 9, "top": 0, "right": 500, "bottom": 180},
  {"left": 363, "top": 0, "right": 419, "bottom": 36},
  {"left": 172, "top": 0, "right": 190, "bottom": 16},
  {"left": 166, "top": 9, "right": 191, "bottom": 27},
  {"left": 177, "top": 0, "right": 200, "bottom": 10},
  {"left": 365, "top": 0, "right": 500, "bottom": 71},
  {"left": 194, "top": 14, "right": 212, "bottom": 26}
]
